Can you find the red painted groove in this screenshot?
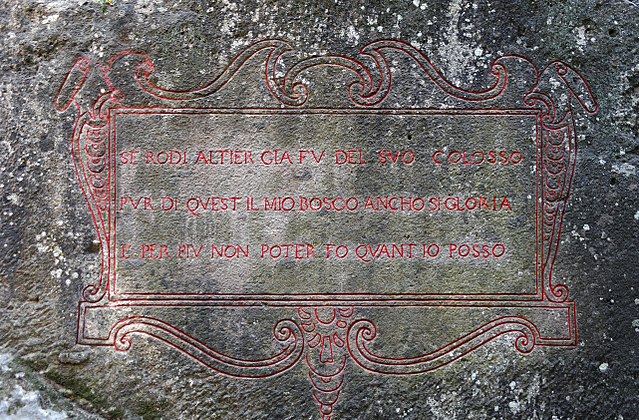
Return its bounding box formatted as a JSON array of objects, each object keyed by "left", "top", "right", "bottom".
[{"left": 56, "top": 39, "right": 597, "bottom": 419}]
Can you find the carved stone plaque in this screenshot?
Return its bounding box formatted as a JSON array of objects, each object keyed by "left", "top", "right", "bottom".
[{"left": 56, "top": 40, "right": 597, "bottom": 418}]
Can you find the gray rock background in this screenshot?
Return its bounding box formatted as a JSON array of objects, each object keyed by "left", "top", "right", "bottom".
[{"left": 0, "top": 0, "right": 637, "bottom": 418}]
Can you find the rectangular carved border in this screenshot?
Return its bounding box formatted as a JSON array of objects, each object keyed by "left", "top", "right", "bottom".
[{"left": 56, "top": 39, "right": 597, "bottom": 419}]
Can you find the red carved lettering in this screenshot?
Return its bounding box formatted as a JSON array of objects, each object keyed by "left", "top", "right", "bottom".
[
  {"left": 431, "top": 196, "right": 511, "bottom": 212},
  {"left": 193, "top": 150, "right": 254, "bottom": 165},
  {"left": 119, "top": 196, "right": 155, "bottom": 211},
  {"left": 145, "top": 150, "right": 187, "bottom": 165},
  {"left": 325, "top": 244, "right": 349, "bottom": 259},
  {"left": 432, "top": 151, "right": 445, "bottom": 165},
  {"left": 161, "top": 197, "right": 179, "bottom": 211},
  {"left": 431, "top": 150, "right": 523, "bottom": 166},
  {"left": 448, "top": 243, "right": 506, "bottom": 259},
  {"left": 378, "top": 150, "right": 415, "bottom": 165},
  {"left": 364, "top": 196, "right": 425, "bottom": 211},
  {"left": 211, "top": 244, "right": 249, "bottom": 259},
  {"left": 263, "top": 197, "right": 295, "bottom": 211},
  {"left": 299, "top": 197, "right": 359, "bottom": 212},
  {"left": 298, "top": 150, "right": 325, "bottom": 164},
  {"left": 354, "top": 243, "right": 416, "bottom": 262},
  {"left": 261, "top": 150, "right": 293, "bottom": 165},
  {"left": 185, "top": 197, "right": 241, "bottom": 216},
  {"left": 141, "top": 244, "right": 170, "bottom": 260},
  {"left": 119, "top": 150, "right": 139, "bottom": 165},
  {"left": 177, "top": 244, "right": 205, "bottom": 259},
  {"left": 246, "top": 196, "right": 260, "bottom": 211},
  {"left": 120, "top": 244, "right": 132, "bottom": 259},
  {"left": 421, "top": 243, "right": 440, "bottom": 258},
  {"left": 261, "top": 244, "right": 317, "bottom": 260},
  {"left": 335, "top": 150, "right": 367, "bottom": 165}
]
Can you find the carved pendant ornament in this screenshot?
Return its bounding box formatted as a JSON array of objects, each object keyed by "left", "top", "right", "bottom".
[{"left": 56, "top": 40, "right": 597, "bottom": 419}]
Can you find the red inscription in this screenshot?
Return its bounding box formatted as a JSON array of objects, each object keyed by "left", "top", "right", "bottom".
[
  {"left": 161, "top": 197, "right": 179, "bottom": 211},
  {"left": 298, "top": 150, "right": 325, "bottom": 164},
  {"left": 263, "top": 196, "right": 296, "bottom": 211},
  {"left": 120, "top": 196, "right": 155, "bottom": 210},
  {"left": 335, "top": 149, "right": 367, "bottom": 165},
  {"left": 325, "top": 243, "right": 350, "bottom": 259},
  {"left": 432, "top": 150, "right": 523, "bottom": 166},
  {"left": 378, "top": 150, "right": 415, "bottom": 165},
  {"left": 120, "top": 244, "right": 132, "bottom": 259},
  {"left": 364, "top": 196, "right": 425, "bottom": 211},
  {"left": 177, "top": 244, "right": 205, "bottom": 259},
  {"left": 261, "top": 244, "right": 317, "bottom": 260},
  {"left": 422, "top": 243, "right": 441, "bottom": 258},
  {"left": 141, "top": 244, "right": 170, "bottom": 260},
  {"left": 118, "top": 195, "right": 513, "bottom": 214},
  {"left": 299, "top": 197, "right": 360, "bottom": 212},
  {"left": 429, "top": 196, "right": 512, "bottom": 212},
  {"left": 261, "top": 150, "right": 294, "bottom": 165},
  {"left": 449, "top": 243, "right": 506, "bottom": 259},
  {"left": 145, "top": 150, "right": 188, "bottom": 165},
  {"left": 119, "top": 150, "right": 140, "bottom": 165},
  {"left": 354, "top": 243, "right": 417, "bottom": 262},
  {"left": 211, "top": 244, "right": 249, "bottom": 259},
  {"left": 194, "top": 150, "right": 254, "bottom": 165},
  {"left": 185, "top": 196, "right": 242, "bottom": 216}
]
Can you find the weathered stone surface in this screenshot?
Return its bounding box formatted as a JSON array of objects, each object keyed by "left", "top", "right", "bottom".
[
  {"left": 1, "top": 1, "right": 637, "bottom": 418},
  {"left": 58, "top": 348, "right": 92, "bottom": 365}
]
